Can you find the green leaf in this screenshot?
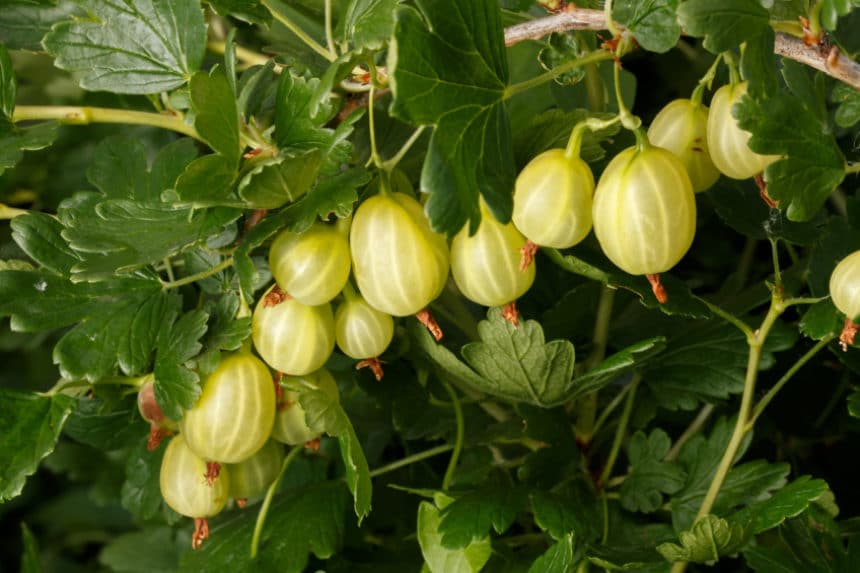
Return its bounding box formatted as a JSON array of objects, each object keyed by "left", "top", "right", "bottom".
[
  {"left": 43, "top": 0, "right": 206, "bottom": 94},
  {"left": 179, "top": 481, "right": 349, "bottom": 573},
  {"left": 821, "top": 0, "right": 857, "bottom": 30},
  {"left": 735, "top": 91, "right": 845, "bottom": 222},
  {"left": 800, "top": 300, "right": 841, "bottom": 340},
  {"left": 657, "top": 514, "right": 747, "bottom": 563},
  {"left": 676, "top": 0, "right": 770, "bottom": 53},
  {"left": 299, "top": 383, "right": 372, "bottom": 523},
  {"left": 20, "top": 523, "right": 41, "bottom": 573},
  {"left": 172, "top": 154, "right": 238, "bottom": 205},
  {"left": 282, "top": 166, "right": 370, "bottom": 232},
  {"left": 614, "top": 0, "right": 681, "bottom": 53},
  {"left": 99, "top": 526, "right": 181, "bottom": 573},
  {"left": 63, "top": 395, "right": 144, "bottom": 450},
  {"left": 201, "top": 294, "right": 251, "bottom": 353},
  {"left": 342, "top": 0, "right": 399, "bottom": 50},
  {"left": 731, "top": 476, "right": 832, "bottom": 535},
  {"left": 530, "top": 481, "right": 601, "bottom": 542},
  {"left": 190, "top": 68, "right": 241, "bottom": 165},
  {"left": 275, "top": 71, "right": 336, "bottom": 152},
  {"left": 537, "top": 34, "right": 587, "bottom": 86},
  {"left": 237, "top": 149, "right": 322, "bottom": 209},
  {"left": 10, "top": 212, "right": 80, "bottom": 276},
  {"left": 620, "top": 430, "right": 687, "bottom": 513},
  {"left": 0, "top": 121, "right": 59, "bottom": 176},
  {"left": 832, "top": 83, "right": 860, "bottom": 127},
  {"left": 528, "top": 533, "right": 577, "bottom": 573},
  {"left": 513, "top": 109, "right": 619, "bottom": 167},
  {"left": 741, "top": 30, "right": 778, "bottom": 100},
  {"left": 0, "top": 42, "right": 15, "bottom": 121},
  {"left": 0, "top": 389, "right": 75, "bottom": 501},
  {"left": 0, "top": 2, "right": 82, "bottom": 52},
  {"left": 567, "top": 337, "right": 666, "bottom": 400},
  {"left": 438, "top": 487, "right": 529, "bottom": 548},
  {"left": 121, "top": 437, "right": 170, "bottom": 522},
  {"left": 153, "top": 309, "right": 209, "bottom": 420},
  {"left": 418, "top": 498, "right": 493, "bottom": 573},
  {"left": 206, "top": 0, "right": 271, "bottom": 25},
  {"left": 389, "top": 0, "right": 514, "bottom": 236}
]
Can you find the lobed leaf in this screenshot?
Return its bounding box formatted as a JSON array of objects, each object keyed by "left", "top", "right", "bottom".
[
  {"left": 613, "top": 0, "right": 681, "bottom": 54},
  {"left": 342, "top": 0, "right": 399, "bottom": 50},
  {"left": 438, "top": 487, "right": 529, "bottom": 548},
  {"left": 417, "top": 498, "right": 493, "bottom": 573},
  {"left": 153, "top": 309, "right": 209, "bottom": 420},
  {"left": 620, "top": 429, "right": 687, "bottom": 513},
  {"left": 0, "top": 1, "right": 82, "bottom": 52},
  {"left": 657, "top": 514, "right": 747, "bottom": 563},
  {"left": 676, "top": 0, "right": 770, "bottom": 53}
]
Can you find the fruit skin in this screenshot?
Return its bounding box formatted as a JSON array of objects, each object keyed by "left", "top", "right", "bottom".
[
  {"left": 226, "top": 439, "right": 285, "bottom": 501},
  {"left": 335, "top": 295, "right": 395, "bottom": 359},
  {"left": 830, "top": 250, "right": 860, "bottom": 320},
  {"left": 512, "top": 148, "right": 595, "bottom": 248},
  {"left": 350, "top": 191, "right": 450, "bottom": 316},
  {"left": 451, "top": 201, "right": 536, "bottom": 307},
  {"left": 137, "top": 378, "right": 178, "bottom": 431},
  {"left": 707, "top": 82, "right": 779, "bottom": 180},
  {"left": 592, "top": 145, "right": 696, "bottom": 276},
  {"left": 180, "top": 353, "right": 276, "bottom": 464},
  {"left": 252, "top": 286, "right": 335, "bottom": 375},
  {"left": 272, "top": 368, "right": 340, "bottom": 446},
  {"left": 647, "top": 99, "right": 720, "bottom": 193},
  {"left": 268, "top": 223, "right": 351, "bottom": 306},
  {"left": 159, "top": 435, "right": 230, "bottom": 518}
]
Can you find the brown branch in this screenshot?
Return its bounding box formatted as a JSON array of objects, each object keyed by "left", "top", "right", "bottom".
[{"left": 503, "top": 8, "right": 860, "bottom": 92}]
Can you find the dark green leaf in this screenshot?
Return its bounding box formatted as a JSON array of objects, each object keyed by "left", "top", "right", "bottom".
[
  {"left": 63, "top": 395, "right": 144, "bottom": 450},
  {"left": 153, "top": 310, "right": 209, "bottom": 420},
  {"left": 657, "top": 515, "right": 747, "bottom": 563},
  {"left": 537, "top": 33, "right": 587, "bottom": 86},
  {"left": 731, "top": 476, "right": 832, "bottom": 535},
  {"left": 20, "top": 523, "right": 41, "bottom": 573},
  {"left": 238, "top": 149, "right": 322, "bottom": 209},
  {"left": 390, "top": 0, "right": 514, "bottom": 235},
  {"left": 676, "top": 0, "right": 770, "bottom": 53},
  {"left": 781, "top": 59, "right": 827, "bottom": 122},
  {"left": 99, "top": 526, "right": 181, "bottom": 573},
  {"left": 0, "top": 389, "right": 75, "bottom": 501},
  {"left": 620, "top": 430, "right": 686, "bottom": 513},
  {"left": 206, "top": 0, "right": 271, "bottom": 25},
  {"left": 530, "top": 481, "right": 601, "bottom": 542},
  {"left": 275, "top": 71, "right": 336, "bottom": 151},
  {"left": 300, "top": 383, "right": 372, "bottom": 522},
  {"left": 513, "top": 109, "right": 619, "bottom": 167},
  {"left": 172, "top": 154, "right": 238, "bottom": 205},
  {"left": 121, "top": 437, "right": 170, "bottom": 522},
  {"left": 614, "top": 0, "right": 681, "bottom": 53},
  {"left": 0, "top": 121, "right": 59, "bottom": 176},
  {"left": 190, "top": 68, "right": 241, "bottom": 165},
  {"left": 10, "top": 212, "right": 80, "bottom": 276},
  {"left": 282, "top": 166, "right": 370, "bottom": 232},
  {"left": 438, "top": 487, "right": 529, "bottom": 548},
  {"left": 800, "top": 300, "right": 841, "bottom": 340},
  {"left": 808, "top": 216, "right": 860, "bottom": 297},
  {"left": 180, "top": 481, "right": 349, "bottom": 573},
  {"left": 528, "top": 534, "right": 577, "bottom": 573},
  {"left": 342, "top": 0, "right": 399, "bottom": 50},
  {"left": 417, "top": 497, "right": 493, "bottom": 573},
  {"left": 742, "top": 30, "right": 778, "bottom": 100},
  {"left": 0, "top": 2, "right": 82, "bottom": 52},
  {"left": 0, "top": 42, "right": 15, "bottom": 121},
  {"left": 821, "top": 0, "right": 857, "bottom": 30},
  {"left": 735, "top": 92, "right": 845, "bottom": 221},
  {"left": 201, "top": 294, "right": 251, "bottom": 352},
  {"left": 568, "top": 337, "right": 666, "bottom": 400},
  {"left": 43, "top": 0, "right": 206, "bottom": 94},
  {"left": 832, "top": 83, "right": 860, "bottom": 127}
]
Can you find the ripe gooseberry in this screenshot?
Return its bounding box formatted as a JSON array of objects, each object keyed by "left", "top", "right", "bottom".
[
  {"left": 137, "top": 378, "right": 178, "bottom": 451},
  {"left": 226, "top": 439, "right": 285, "bottom": 505},
  {"left": 159, "top": 434, "right": 230, "bottom": 549},
  {"left": 252, "top": 285, "right": 335, "bottom": 375},
  {"left": 647, "top": 98, "right": 720, "bottom": 193},
  {"left": 512, "top": 148, "right": 595, "bottom": 249},
  {"left": 829, "top": 249, "right": 860, "bottom": 350},
  {"left": 591, "top": 144, "right": 696, "bottom": 302},
  {"left": 707, "top": 82, "right": 779, "bottom": 180},
  {"left": 350, "top": 190, "right": 449, "bottom": 317},
  {"left": 272, "top": 368, "right": 339, "bottom": 446},
  {"left": 268, "top": 222, "right": 351, "bottom": 306},
  {"left": 335, "top": 285, "right": 394, "bottom": 380},
  {"left": 180, "top": 353, "right": 276, "bottom": 464}
]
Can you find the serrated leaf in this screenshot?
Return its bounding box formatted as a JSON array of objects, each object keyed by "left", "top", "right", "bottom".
[
  {"left": 389, "top": 0, "right": 514, "bottom": 236},
  {"left": 153, "top": 309, "right": 209, "bottom": 420},
  {"left": 0, "top": 121, "right": 59, "bottom": 176},
  {"left": 0, "top": 2, "right": 82, "bottom": 52},
  {"left": 342, "top": 0, "right": 399, "bottom": 50},
  {"left": 800, "top": 300, "right": 841, "bottom": 340},
  {"left": 172, "top": 154, "right": 238, "bottom": 205},
  {"left": 620, "top": 430, "right": 686, "bottom": 513},
  {"left": 528, "top": 533, "right": 577, "bottom": 573},
  {"left": 238, "top": 149, "right": 322, "bottom": 209},
  {"left": 735, "top": 91, "right": 845, "bottom": 222},
  {"left": 1, "top": 43, "right": 15, "bottom": 121},
  {"left": 731, "top": 476, "right": 832, "bottom": 535},
  {"left": 20, "top": 523, "right": 41, "bottom": 573},
  {"left": 206, "top": 0, "right": 271, "bottom": 25},
  {"left": 10, "top": 212, "right": 80, "bottom": 276},
  {"left": 201, "top": 294, "right": 251, "bottom": 352},
  {"left": 832, "top": 83, "right": 860, "bottom": 127},
  {"left": 285, "top": 166, "right": 369, "bottom": 231},
  {"left": 0, "top": 389, "right": 75, "bottom": 501},
  {"left": 190, "top": 68, "right": 241, "bottom": 165},
  {"left": 63, "top": 395, "right": 144, "bottom": 450},
  {"left": 537, "top": 33, "right": 587, "bottom": 86},
  {"left": 567, "top": 337, "right": 666, "bottom": 400},
  {"left": 299, "top": 384, "right": 372, "bottom": 522},
  {"left": 457, "top": 307, "right": 575, "bottom": 406},
  {"left": 438, "top": 487, "right": 528, "bottom": 548},
  {"left": 275, "top": 71, "right": 335, "bottom": 151},
  {"left": 531, "top": 482, "right": 601, "bottom": 542},
  {"left": 43, "top": 0, "right": 206, "bottom": 94},
  {"left": 513, "top": 109, "right": 619, "bottom": 167},
  {"left": 657, "top": 514, "right": 747, "bottom": 563},
  {"left": 99, "top": 526, "right": 181, "bottom": 573},
  {"left": 676, "top": 0, "right": 770, "bottom": 53},
  {"left": 418, "top": 499, "right": 493, "bottom": 573},
  {"left": 742, "top": 30, "right": 778, "bottom": 100},
  {"left": 121, "top": 437, "right": 169, "bottom": 522},
  {"left": 614, "top": 0, "right": 681, "bottom": 53},
  {"left": 179, "top": 481, "right": 349, "bottom": 573}
]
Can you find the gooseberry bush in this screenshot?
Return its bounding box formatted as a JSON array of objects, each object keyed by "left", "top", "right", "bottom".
[{"left": 3, "top": 1, "right": 860, "bottom": 571}]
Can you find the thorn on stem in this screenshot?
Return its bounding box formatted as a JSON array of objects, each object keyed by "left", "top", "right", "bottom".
[
  {"left": 192, "top": 518, "right": 209, "bottom": 550},
  {"left": 645, "top": 274, "right": 668, "bottom": 304},
  {"left": 416, "top": 308, "right": 444, "bottom": 341},
  {"left": 204, "top": 462, "right": 221, "bottom": 485},
  {"left": 263, "top": 285, "right": 290, "bottom": 307},
  {"left": 502, "top": 301, "right": 520, "bottom": 327},
  {"left": 519, "top": 240, "right": 539, "bottom": 272},
  {"left": 840, "top": 318, "right": 858, "bottom": 351},
  {"left": 755, "top": 174, "right": 779, "bottom": 209},
  {"left": 356, "top": 357, "right": 385, "bottom": 381}
]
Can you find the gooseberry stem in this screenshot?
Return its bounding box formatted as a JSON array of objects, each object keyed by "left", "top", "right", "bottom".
[
  {"left": 603, "top": 0, "right": 621, "bottom": 39},
  {"left": 324, "top": 0, "right": 337, "bottom": 57},
  {"left": 250, "top": 445, "right": 304, "bottom": 558},
  {"left": 260, "top": 0, "right": 335, "bottom": 62},
  {"left": 13, "top": 105, "right": 201, "bottom": 141},
  {"left": 598, "top": 372, "right": 640, "bottom": 487},
  {"left": 612, "top": 62, "right": 644, "bottom": 142},
  {"left": 0, "top": 203, "right": 28, "bottom": 219},
  {"left": 440, "top": 380, "right": 464, "bottom": 490},
  {"left": 691, "top": 54, "right": 723, "bottom": 107},
  {"left": 367, "top": 60, "right": 384, "bottom": 170},
  {"left": 381, "top": 126, "right": 426, "bottom": 172},
  {"left": 159, "top": 258, "right": 234, "bottom": 289},
  {"left": 564, "top": 115, "right": 622, "bottom": 160},
  {"left": 724, "top": 51, "right": 741, "bottom": 85},
  {"left": 504, "top": 50, "right": 615, "bottom": 99},
  {"left": 367, "top": 444, "right": 455, "bottom": 478}
]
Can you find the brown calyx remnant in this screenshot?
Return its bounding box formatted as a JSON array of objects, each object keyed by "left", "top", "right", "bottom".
[
  {"left": 840, "top": 318, "right": 859, "bottom": 351},
  {"left": 645, "top": 274, "right": 668, "bottom": 304},
  {"left": 205, "top": 462, "right": 221, "bottom": 485},
  {"left": 519, "top": 240, "right": 539, "bottom": 272},
  {"left": 147, "top": 426, "right": 173, "bottom": 451},
  {"left": 357, "top": 357, "right": 385, "bottom": 381},
  {"left": 304, "top": 438, "right": 321, "bottom": 452},
  {"left": 235, "top": 498, "right": 248, "bottom": 508},
  {"left": 416, "top": 308, "right": 444, "bottom": 341},
  {"left": 273, "top": 372, "right": 284, "bottom": 406},
  {"left": 192, "top": 518, "right": 209, "bottom": 550},
  {"left": 755, "top": 174, "right": 779, "bottom": 208},
  {"left": 263, "top": 285, "right": 291, "bottom": 307},
  {"left": 502, "top": 301, "right": 520, "bottom": 327}
]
